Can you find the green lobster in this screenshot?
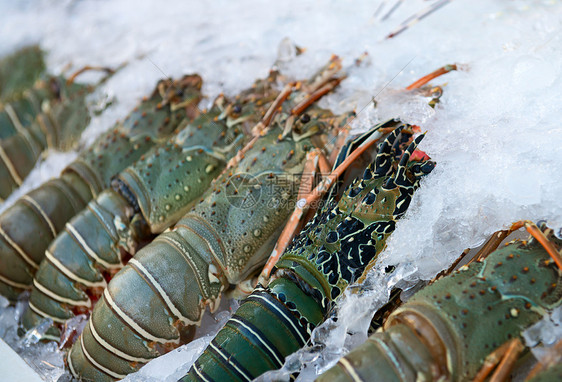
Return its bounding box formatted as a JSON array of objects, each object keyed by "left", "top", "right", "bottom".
[
  {"left": 66, "top": 63, "right": 351, "bottom": 381},
  {"left": 0, "top": 44, "right": 45, "bottom": 100},
  {"left": 0, "top": 75, "right": 203, "bottom": 301},
  {"left": 180, "top": 122, "right": 436, "bottom": 382},
  {"left": 21, "top": 71, "right": 282, "bottom": 340},
  {"left": 0, "top": 61, "right": 126, "bottom": 201},
  {"left": 317, "top": 221, "right": 562, "bottom": 382},
  {"left": 0, "top": 75, "right": 92, "bottom": 200}
]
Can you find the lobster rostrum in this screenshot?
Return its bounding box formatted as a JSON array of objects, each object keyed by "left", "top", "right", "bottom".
[
  {"left": 318, "top": 221, "right": 562, "bottom": 382},
  {"left": 0, "top": 75, "right": 203, "bottom": 301},
  {"left": 21, "top": 71, "right": 282, "bottom": 340},
  {"left": 182, "top": 121, "right": 436, "bottom": 382},
  {"left": 67, "top": 61, "right": 351, "bottom": 381},
  {"left": 0, "top": 44, "right": 45, "bottom": 100}
]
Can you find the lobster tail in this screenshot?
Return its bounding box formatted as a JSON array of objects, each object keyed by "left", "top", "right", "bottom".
[
  {"left": 0, "top": 76, "right": 94, "bottom": 199},
  {"left": 184, "top": 278, "right": 323, "bottom": 382},
  {"left": 21, "top": 189, "right": 134, "bottom": 336},
  {"left": 0, "top": 91, "right": 44, "bottom": 140},
  {"left": 68, "top": 223, "right": 225, "bottom": 380},
  {"left": 0, "top": 171, "right": 92, "bottom": 300}
]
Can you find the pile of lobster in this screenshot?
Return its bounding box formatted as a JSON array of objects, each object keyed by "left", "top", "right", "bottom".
[{"left": 0, "top": 46, "right": 560, "bottom": 382}]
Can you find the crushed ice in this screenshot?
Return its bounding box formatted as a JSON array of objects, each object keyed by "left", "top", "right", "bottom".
[{"left": 0, "top": 0, "right": 561, "bottom": 381}]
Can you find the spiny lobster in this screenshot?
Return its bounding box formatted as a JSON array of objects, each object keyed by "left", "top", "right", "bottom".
[
  {"left": 0, "top": 44, "right": 45, "bottom": 100},
  {"left": 0, "top": 73, "right": 93, "bottom": 200},
  {"left": 0, "top": 60, "right": 126, "bottom": 201},
  {"left": 0, "top": 75, "right": 203, "bottom": 301},
  {"left": 179, "top": 64, "right": 456, "bottom": 382},
  {"left": 317, "top": 221, "right": 562, "bottom": 382},
  {"left": 21, "top": 71, "right": 282, "bottom": 340},
  {"left": 66, "top": 61, "right": 351, "bottom": 381},
  {"left": 181, "top": 122, "right": 436, "bottom": 382}
]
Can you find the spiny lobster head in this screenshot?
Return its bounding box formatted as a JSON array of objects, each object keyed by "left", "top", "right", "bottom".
[
  {"left": 275, "top": 125, "right": 436, "bottom": 303},
  {"left": 219, "top": 73, "right": 282, "bottom": 134},
  {"left": 158, "top": 74, "right": 203, "bottom": 109},
  {"left": 49, "top": 75, "right": 90, "bottom": 101},
  {"left": 345, "top": 125, "right": 435, "bottom": 222}
]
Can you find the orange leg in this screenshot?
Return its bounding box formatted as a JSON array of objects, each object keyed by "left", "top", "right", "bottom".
[
  {"left": 511, "top": 220, "right": 562, "bottom": 270},
  {"left": 406, "top": 64, "right": 457, "bottom": 90},
  {"left": 291, "top": 77, "right": 343, "bottom": 116},
  {"left": 473, "top": 338, "right": 523, "bottom": 382},
  {"left": 66, "top": 65, "right": 117, "bottom": 85},
  {"left": 489, "top": 338, "right": 524, "bottom": 382},
  {"left": 260, "top": 64, "right": 459, "bottom": 283},
  {"left": 259, "top": 128, "right": 385, "bottom": 283}
]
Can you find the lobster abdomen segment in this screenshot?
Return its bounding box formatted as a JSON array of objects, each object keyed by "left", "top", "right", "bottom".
[
  {"left": 67, "top": 226, "right": 224, "bottom": 380},
  {"left": 184, "top": 279, "right": 323, "bottom": 382},
  {"left": 0, "top": 173, "right": 91, "bottom": 300}
]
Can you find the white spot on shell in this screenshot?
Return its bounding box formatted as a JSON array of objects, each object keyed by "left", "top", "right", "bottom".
[
  {"left": 243, "top": 245, "right": 251, "bottom": 253},
  {"left": 165, "top": 204, "right": 171, "bottom": 211},
  {"left": 184, "top": 186, "right": 190, "bottom": 192},
  {"left": 205, "top": 164, "right": 215, "bottom": 174},
  {"left": 208, "top": 264, "right": 220, "bottom": 284},
  {"left": 253, "top": 229, "right": 261, "bottom": 237}
]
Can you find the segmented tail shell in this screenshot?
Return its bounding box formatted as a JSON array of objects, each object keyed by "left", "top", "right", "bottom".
[{"left": 0, "top": 86, "right": 91, "bottom": 200}]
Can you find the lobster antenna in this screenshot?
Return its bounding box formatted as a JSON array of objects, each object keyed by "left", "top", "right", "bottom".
[
  {"left": 386, "top": 0, "right": 452, "bottom": 39},
  {"left": 66, "top": 62, "right": 126, "bottom": 86}
]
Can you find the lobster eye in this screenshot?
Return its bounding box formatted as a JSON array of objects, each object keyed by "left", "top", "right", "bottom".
[
  {"left": 175, "top": 89, "right": 184, "bottom": 97},
  {"left": 300, "top": 114, "right": 311, "bottom": 123},
  {"left": 233, "top": 105, "right": 242, "bottom": 114}
]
